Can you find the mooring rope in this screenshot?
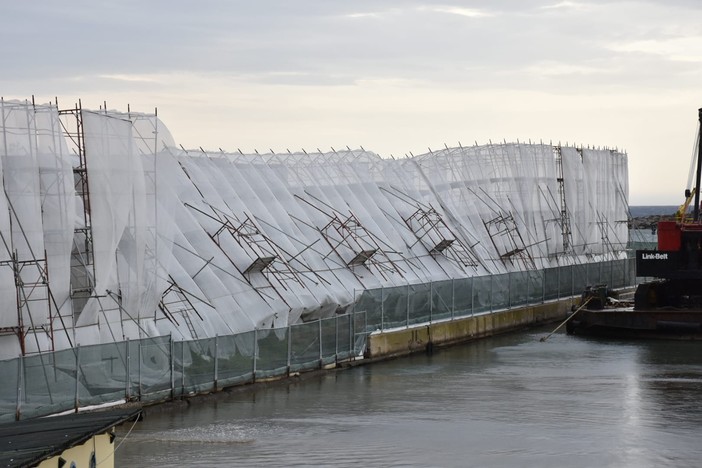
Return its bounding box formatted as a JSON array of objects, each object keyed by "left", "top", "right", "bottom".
[
  {"left": 539, "top": 297, "right": 593, "bottom": 342},
  {"left": 96, "top": 412, "right": 141, "bottom": 466}
]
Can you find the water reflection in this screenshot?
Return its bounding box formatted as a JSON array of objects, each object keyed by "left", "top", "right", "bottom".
[{"left": 117, "top": 328, "right": 702, "bottom": 467}]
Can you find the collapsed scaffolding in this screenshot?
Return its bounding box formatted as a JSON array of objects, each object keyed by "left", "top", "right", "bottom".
[
  {"left": 0, "top": 98, "right": 630, "bottom": 358},
  {"left": 0, "top": 98, "right": 75, "bottom": 356},
  {"left": 380, "top": 185, "right": 480, "bottom": 269}
]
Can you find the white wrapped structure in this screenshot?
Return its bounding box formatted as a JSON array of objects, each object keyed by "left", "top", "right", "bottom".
[{"left": 0, "top": 99, "right": 629, "bottom": 358}]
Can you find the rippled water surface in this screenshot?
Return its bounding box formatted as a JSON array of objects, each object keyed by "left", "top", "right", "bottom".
[{"left": 117, "top": 328, "right": 702, "bottom": 467}]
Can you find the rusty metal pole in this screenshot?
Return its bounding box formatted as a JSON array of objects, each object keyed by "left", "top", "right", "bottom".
[
  {"left": 16, "top": 354, "right": 23, "bottom": 421},
  {"left": 125, "top": 339, "right": 130, "bottom": 400},
  {"left": 694, "top": 108, "right": 702, "bottom": 222},
  {"left": 74, "top": 345, "right": 80, "bottom": 412}
]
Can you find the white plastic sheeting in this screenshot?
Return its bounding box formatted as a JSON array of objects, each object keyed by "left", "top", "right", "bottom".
[
  {"left": 0, "top": 101, "right": 74, "bottom": 356},
  {"left": 0, "top": 100, "right": 629, "bottom": 358}
]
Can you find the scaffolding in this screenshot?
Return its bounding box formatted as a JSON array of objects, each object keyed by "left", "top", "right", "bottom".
[
  {"left": 483, "top": 212, "right": 537, "bottom": 270},
  {"left": 295, "top": 192, "right": 404, "bottom": 282},
  {"left": 405, "top": 206, "right": 479, "bottom": 267},
  {"left": 157, "top": 275, "right": 209, "bottom": 339},
  {"left": 0, "top": 99, "right": 76, "bottom": 354},
  {"left": 379, "top": 184, "right": 480, "bottom": 269},
  {"left": 554, "top": 145, "right": 574, "bottom": 255},
  {"left": 226, "top": 213, "right": 306, "bottom": 286},
  {"left": 596, "top": 212, "right": 620, "bottom": 258},
  {"left": 58, "top": 102, "right": 96, "bottom": 320},
  {"left": 184, "top": 200, "right": 315, "bottom": 309},
  {"left": 0, "top": 99, "right": 632, "bottom": 354},
  {"left": 0, "top": 250, "right": 53, "bottom": 354}
]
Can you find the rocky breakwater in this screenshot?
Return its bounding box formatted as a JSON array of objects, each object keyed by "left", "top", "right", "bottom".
[{"left": 629, "top": 213, "right": 675, "bottom": 232}]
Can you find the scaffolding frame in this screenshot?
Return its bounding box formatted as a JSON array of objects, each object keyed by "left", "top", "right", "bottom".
[
  {"left": 222, "top": 213, "right": 305, "bottom": 286},
  {"left": 295, "top": 192, "right": 405, "bottom": 281},
  {"left": 184, "top": 199, "right": 315, "bottom": 309},
  {"left": 58, "top": 102, "right": 97, "bottom": 320},
  {"left": 483, "top": 212, "right": 537, "bottom": 270},
  {"left": 0, "top": 252, "right": 53, "bottom": 355},
  {"left": 405, "top": 206, "right": 479, "bottom": 267},
  {"left": 156, "top": 274, "right": 211, "bottom": 339},
  {"left": 554, "top": 145, "right": 574, "bottom": 255},
  {"left": 0, "top": 99, "right": 77, "bottom": 354},
  {"left": 380, "top": 185, "right": 480, "bottom": 269}
]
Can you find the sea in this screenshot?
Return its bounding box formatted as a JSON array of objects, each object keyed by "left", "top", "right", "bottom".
[
  {"left": 116, "top": 206, "right": 700, "bottom": 467},
  {"left": 629, "top": 206, "right": 677, "bottom": 217},
  {"left": 116, "top": 327, "right": 702, "bottom": 467}
]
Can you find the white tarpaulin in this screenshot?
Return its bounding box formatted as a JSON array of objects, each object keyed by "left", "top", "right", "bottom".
[{"left": 0, "top": 99, "right": 629, "bottom": 357}]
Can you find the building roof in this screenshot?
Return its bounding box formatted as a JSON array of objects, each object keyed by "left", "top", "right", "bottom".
[{"left": 0, "top": 408, "right": 141, "bottom": 468}]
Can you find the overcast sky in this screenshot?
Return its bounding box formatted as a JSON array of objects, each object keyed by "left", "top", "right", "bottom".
[{"left": 3, "top": 0, "right": 702, "bottom": 204}]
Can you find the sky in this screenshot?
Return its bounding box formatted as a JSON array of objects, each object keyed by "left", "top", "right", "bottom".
[{"left": 3, "top": 0, "right": 702, "bottom": 205}]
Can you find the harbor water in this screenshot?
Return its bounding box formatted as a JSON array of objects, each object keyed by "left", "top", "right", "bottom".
[{"left": 116, "top": 327, "right": 702, "bottom": 467}]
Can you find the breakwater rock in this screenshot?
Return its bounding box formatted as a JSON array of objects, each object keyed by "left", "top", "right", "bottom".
[{"left": 629, "top": 214, "right": 675, "bottom": 231}]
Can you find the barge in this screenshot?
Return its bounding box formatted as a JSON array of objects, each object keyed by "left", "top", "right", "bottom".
[{"left": 567, "top": 108, "right": 702, "bottom": 339}]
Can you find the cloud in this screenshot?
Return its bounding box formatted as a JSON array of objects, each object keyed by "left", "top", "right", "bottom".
[
  {"left": 2, "top": 0, "right": 702, "bottom": 204},
  {"left": 98, "top": 74, "right": 161, "bottom": 83},
  {"left": 607, "top": 36, "right": 702, "bottom": 62},
  {"left": 344, "top": 12, "right": 384, "bottom": 19},
  {"left": 523, "top": 61, "right": 616, "bottom": 77},
  {"left": 541, "top": 1, "right": 592, "bottom": 11},
  {"left": 422, "top": 6, "right": 493, "bottom": 18}
]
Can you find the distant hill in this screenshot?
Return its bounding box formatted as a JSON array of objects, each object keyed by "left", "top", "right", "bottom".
[{"left": 629, "top": 206, "right": 678, "bottom": 217}]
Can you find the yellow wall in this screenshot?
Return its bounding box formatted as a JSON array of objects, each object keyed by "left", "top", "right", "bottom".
[
  {"left": 36, "top": 431, "right": 113, "bottom": 468},
  {"left": 367, "top": 298, "right": 577, "bottom": 359}
]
